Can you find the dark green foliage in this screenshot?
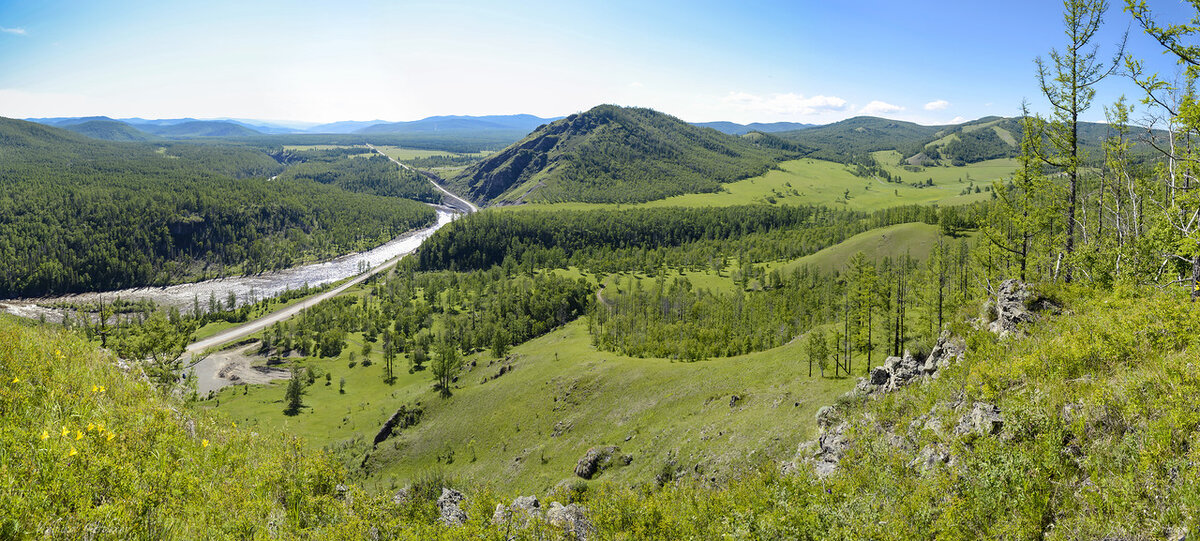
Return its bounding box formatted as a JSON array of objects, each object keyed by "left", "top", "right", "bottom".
[
  {"left": 284, "top": 365, "right": 304, "bottom": 415},
  {"left": 0, "top": 118, "right": 436, "bottom": 297},
  {"left": 450, "top": 105, "right": 803, "bottom": 204},
  {"left": 415, "top": 204, "right": 951, "bottom": 275},
  {"left": 274, "top": 154, "right": 441, "bottom": 202},
  {"left": 58, "top": 119, "right": 157, "bottom": 142}
]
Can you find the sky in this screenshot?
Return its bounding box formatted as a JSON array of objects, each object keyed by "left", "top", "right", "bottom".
[{"left": 0, "top": 0, "right": 1193, "bottom": 126}]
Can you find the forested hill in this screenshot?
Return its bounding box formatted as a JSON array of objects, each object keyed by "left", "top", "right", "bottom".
[
  {"left": 0, "top": 117, "right": 436, "bottom": 297},
  {"left": 56, "top": 118, "right": 158, "bottom": 142},
  {"left": 776, "top": 115, "right": 1130, "bottom": 165},
  {"left": 447, "top": 104, "right": 809, "bottom": 205}
]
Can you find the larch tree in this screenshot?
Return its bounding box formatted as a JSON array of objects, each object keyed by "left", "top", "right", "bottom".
[{"left": 1037, "top": 0, "right": 1125, "bottom": 282}]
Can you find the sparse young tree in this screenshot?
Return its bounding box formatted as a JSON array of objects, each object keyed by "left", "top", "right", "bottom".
[
  {"left": 431, "top": 338, "right": 462, "bottom": 398},
  {"left": 284, "top": 365, "right": 304, "bottom": 415},
  {"left": 1036, "top": 0, "right": 1124, "bottom": 282}
]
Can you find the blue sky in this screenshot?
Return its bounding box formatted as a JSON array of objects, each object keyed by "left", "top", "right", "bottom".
[{"left": 0, "top": 0, "right": 1192, "bottom": 125}]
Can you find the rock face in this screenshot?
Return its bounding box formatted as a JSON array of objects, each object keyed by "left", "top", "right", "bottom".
[
  {"left": 574, "top": 446, "right": 626, "bottom": 479},
  {"left": 546, "top": 502, "right": 594, "bottom": 540},
  {"left": 810, "top": 422, "right": 848, "bottom": 478},
  {"left": 985, "top": 279, "right": 1041, "bottom": 339},
  {"left": 437, "top": 488, "right": 467, "bottom": 526}
]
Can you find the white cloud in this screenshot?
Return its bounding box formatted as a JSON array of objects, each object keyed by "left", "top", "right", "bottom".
[
  {"left": 1, "top": 27, "right": 27, "bottom": 36},
  {"left": 951, "top": 116, "right": 966, "bottom": 123},
  {"left": 924, "top": 99, "right": 950, "bottom": 111},
  {"left": 859, "top": 100, "right": 904, "bottom": 116},
  {"left": 721, "top": 91, "right": 849, "bottom": 116},
  {"left": 628, "top": 81, "right": 644, "bottom": 88}
]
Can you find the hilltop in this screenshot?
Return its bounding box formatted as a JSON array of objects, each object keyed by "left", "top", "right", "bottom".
[{"left": 448, "top": 104, "right": 808, "bottom": 205}]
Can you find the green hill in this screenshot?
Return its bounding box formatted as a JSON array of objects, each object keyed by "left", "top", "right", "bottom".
[
  {"left": 59, "top": 118, "right": 157, "bottom": 141},
  {"left": 448, "top": 104, "right": 806, "bottom": 205},
  {"left": 142, "top": 120, "right": 261, "bottom": 138},
  {"left": 0, "top": 117, "right": 435, "bottom": 297}
]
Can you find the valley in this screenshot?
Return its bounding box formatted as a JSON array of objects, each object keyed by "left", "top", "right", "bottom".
[{"left": 8, "top": 0, "right": 1200, "bottom": 536}]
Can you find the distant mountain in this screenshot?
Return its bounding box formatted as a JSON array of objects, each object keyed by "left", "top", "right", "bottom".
[
  {"left": 356, "top": 114, "right": 558, "bottom": 135},
  {"left": 307, "top": 120, "right": 389, "bottom": 134},
  {"left": 59, "top": 119, "right": 157, "bottom": 142},
  {"left": 695, "top": 121, "right": 816, "bottom": 135},
  {"left": 136, "top": 120, "right": 261, "bottom": 138},
  {"left": 448, "top": 104, "right": 806, "bottom": 205}
]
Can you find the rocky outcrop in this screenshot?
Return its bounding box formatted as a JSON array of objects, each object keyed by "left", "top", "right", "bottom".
[
  {"left": 437, "top": 488, "right": 467, "bottom": 526},
  {"left": 492, "top": 495, "right": 541, "bottom": 528},
  {"left": 373, "top": 405, "right": 422, "bottom": 446},
  {"left": 854, "top": 331, "right": 965, "bottom": 398},
  {"left": 982, "top": 279, "right": 1056, "bottom": 339},
  {"left": 546, "top": 502, "right": 594, "bottom": 540},
  {"left": 955, "top": 402, "right": 1004, "bottom": 438},
  {"left": 574, "top": 446, "right": 630, "bottom": 479}
]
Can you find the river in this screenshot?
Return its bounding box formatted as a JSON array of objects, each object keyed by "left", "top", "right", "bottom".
[{"left": 0, "top": 207, "right": 458, "bottom": 322}]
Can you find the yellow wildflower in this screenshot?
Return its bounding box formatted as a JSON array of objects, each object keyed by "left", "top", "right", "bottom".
[
  {"left": 96, "top": 423, "right": 105, "bottom": 434},
  {"left": 40, "top": 430, "right": 49, "bottom": 441},
  {"left": 67, "top": 447, "right": 77, "bottom": 457},
  {"left": 202, "top": 439, "right": 209, "bottom": 448},
  {"left": 99, "top": 386, "right": 105, "bottom": 393},
  {"left": 10, "top": 377, "right": 17, "bottom": 383},
  {"left": 55, "top": 349, "right": 61, "bottom": 357},
  {"left": 232, "top": 422, "right": 237, "bottom": 428},
  {"left": 61, "top": 426, "right": 69, "bottom": 437},
  {"left": 87, "top": 422, "right": 95, "bottom": 432},
  {"left": 74, "top": 430, "right": 83, "bottom": 441},
  {"left": 92, "top": 385, "right": 98, "bottom": 393},
  {"left": 106, "top": 433, "right": 115, "bottom": 442}
]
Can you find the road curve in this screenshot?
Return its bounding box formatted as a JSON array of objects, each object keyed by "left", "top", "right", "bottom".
[
  {"left": 185, "top": 212, "right": 452, "bottom": 356},
  {"left": 185, "top": 147, "right": 479, "bottom": 357},
  {"left": 365, "top": 143, "right": 479, "bottom": 213}
]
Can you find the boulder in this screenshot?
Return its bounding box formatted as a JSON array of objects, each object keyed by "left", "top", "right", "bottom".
[
  {"left": 492, "top": 495, "right": 541, "bottom": 528},
  {"left": 546, "top": 502, "right": 594, "bottom": 540},
  {"left": 955, "top": 402, "right": 1003, "bottom": 437},
  {"left": 574, "top": 446, "right": 620, "bottom": 479},
  {"left": 910, "top": 443, "right": 951, "bottom": 474},
  {"left": 437, "top": 487, "right": 467, "bottom": 526}
]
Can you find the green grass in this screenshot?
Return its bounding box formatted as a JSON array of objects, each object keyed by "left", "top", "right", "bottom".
[
  {"left": 509, "top": 156, "right": 1010, "bottom": 213},
  {"left": 769, "top": 222, "right": 973, "bottom": 275},
  {"left": 207, "top": 313, "right": 860, "bottom": 494},
  {"left": 375, "top": 146, "right": 491, "bottom": 161}
]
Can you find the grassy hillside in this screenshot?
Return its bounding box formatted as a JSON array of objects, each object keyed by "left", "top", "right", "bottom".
[
  {"left": 206, "top": 311, "right": 857, "bottom": 494},
  {"left": 519, "top": 156, "right": 1009, "bottom": 212},
  {"left": 448, "top": 104, "right": 805, "bottom": 205}
]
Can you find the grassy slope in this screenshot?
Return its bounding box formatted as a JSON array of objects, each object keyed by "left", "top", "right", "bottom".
[
  {"left": 549, "top": 286, "right": 1200, "bottom": 538},
  {"left": 209, "top": 315, "right": 857, "bottom": 495},
  {"left": 203, "top": 223, "right": 965, "bottom": 495},
  {"left": 516, "top": 156, "right": 1011, "bottom": 213}
]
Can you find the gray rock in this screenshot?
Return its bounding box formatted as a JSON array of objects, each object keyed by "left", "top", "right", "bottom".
[
  {"left": 910, "top": 443, "right": 951, "bottom": 474},
  {"left": 870, "top": 364, "right": 892, "bottom": 385},
  {"left": 987, "top": 279, "right": 1039, "bottom": 339},
  {"left": 955, "top": 402, "right": 1003, "bottom": 437},
  {"left": 574, "top": 446, "right": 620, "bottom": 479},
  {"left": 492, "top": 495, "right": 542, "bottom": 528},
  {"left": 391, "top": 486, "right": 411, "bottom": 505},
  {"left": 437, "top": 487, "right": 467, "bottom": 526},
  {"left": 546, "top": 502, "right": 594, "bottom": 540},
  {"left": 815, "top": 405, "right": 840, "bottom": 429},
  {"left": 812, "top": 422, "right": 848, "bottom": 478}
]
